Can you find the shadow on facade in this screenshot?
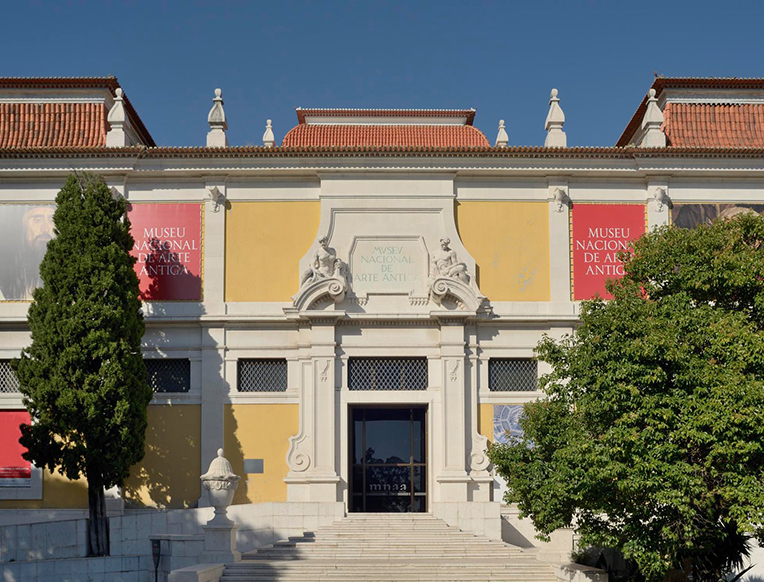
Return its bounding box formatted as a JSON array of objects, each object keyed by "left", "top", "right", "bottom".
[
  {"left": 123, "top": 240, "right": 206, "bottom": 509},
  {"left": 222, "top": 405, "right": 247, "bottom": 506}
]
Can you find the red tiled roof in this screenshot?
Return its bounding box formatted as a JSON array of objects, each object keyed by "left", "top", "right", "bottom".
[
  {"left": 662, "top": 102, "right": 764, "bottom": 147},
  {"left": 0, "top": 77, "right": 155, "bottom": 147},
  {"left": 282, "top": 124, "right": 490, "bottom": 148},
  {"left": 4, "top": 145, "right": 764, "bottom": 159},
  {"left": 0, "top": 102, "right": 107, "bottom": 147},
  {"left": 296, "top": 108, "right": 476, "bottom": 125},
  {"left": 616, "top": 77, "right": 764, "bottom": 146}
]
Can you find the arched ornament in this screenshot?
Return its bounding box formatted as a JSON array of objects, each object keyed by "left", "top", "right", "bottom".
[
  {"left": 291, "top": 236, "right": 350, "bottom": 311},
  {"left": 428, "top": 237, "right": 488, "bottom": 312}
]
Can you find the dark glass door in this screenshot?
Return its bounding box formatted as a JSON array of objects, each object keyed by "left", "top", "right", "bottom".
[{"left": 351, "top": 407, "right": 426, "bottom": 512}]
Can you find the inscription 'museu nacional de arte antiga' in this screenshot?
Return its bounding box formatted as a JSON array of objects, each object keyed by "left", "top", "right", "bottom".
[{"left": 350, "top": 239, "right": 425, "bottom": 294}]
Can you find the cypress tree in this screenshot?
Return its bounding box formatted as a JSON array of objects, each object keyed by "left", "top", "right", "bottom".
[{"left": 13, "top": 173, "right": 151, "bottom": 556}]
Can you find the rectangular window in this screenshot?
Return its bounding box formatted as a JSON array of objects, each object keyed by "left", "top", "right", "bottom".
[
  {"left": 145, "top": 359, "right": 191, "bottom": 393},
  {"left": 488, "top": 359, "right": 538, "bottom": 392},
  {"left": 0, "top": 360, "right": 20, "bottom": 394},
  {"left": 238, "top": 359, "right": 288, "bottom": 392},
  {"left": 348, "top": 358, "right": 428, "bottom": 391}
]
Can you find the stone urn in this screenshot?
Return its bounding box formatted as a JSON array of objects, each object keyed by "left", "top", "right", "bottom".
[{"left": 200, "top": 448, "right": 240, "bottom": 527}]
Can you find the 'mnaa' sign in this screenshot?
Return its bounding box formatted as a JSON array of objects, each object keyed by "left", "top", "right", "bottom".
[{"left": 350, "top": 238, "right": 426, "bottom": 296}]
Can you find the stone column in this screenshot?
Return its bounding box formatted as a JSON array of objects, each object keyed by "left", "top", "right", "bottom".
[
  {"left": 548, "top": 179, "right": 572, "bottom": 303},
  {"left": 285, "top": 315, "right": 341, "bottom": 502},
  {"left": 199, "top": 324, "right": 226, "bottom": 507},
  {"left": 198, "top": 180, "right": 227, "bottom": 506},
  {"left": 466, "top": 333, "right": 491, "bottom": 501},
  {"left": 435, "top": 315, "right": 470, "bottom": 501},
  {"left": 203, "top": 179, "right": 227, "bottom": 316}
]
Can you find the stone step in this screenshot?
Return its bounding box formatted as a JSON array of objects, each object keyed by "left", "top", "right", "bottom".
[{"left": 220, "top": 514, "right": 556, "bottom": 582}]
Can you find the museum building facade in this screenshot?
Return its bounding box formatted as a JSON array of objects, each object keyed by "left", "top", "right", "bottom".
[{"left": 0, "top": 76, "right": 763, "bottom": 551}]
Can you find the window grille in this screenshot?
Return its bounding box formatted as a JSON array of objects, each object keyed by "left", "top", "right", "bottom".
[
  {"left": 145, "top": 359, "right": 191, "bottom": 393},
  {"left": 488, "top": 359, "right": 538, "bottom": 392},
  {"left": 0, "top": 360, "right": 20, "bottom": 393},
  {"left": 348, "top": 358, "right": 428, "bottom": 391},
  {"left": 238, "top": 359, "right": 288, "bottom": 392}
]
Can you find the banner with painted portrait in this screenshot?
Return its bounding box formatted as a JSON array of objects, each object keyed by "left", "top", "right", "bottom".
[
  {"left": 672, "top": 203, "right": 764, "bottom": 229},
  {"left": 0, "top": 204, "right": 55, "bottom": 301}
]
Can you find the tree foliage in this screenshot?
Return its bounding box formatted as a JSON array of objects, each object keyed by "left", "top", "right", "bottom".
[
  {"left": 488, "top": 214, "right": 764, "bottom": 581},
  {"left": 13, "top": 174, "right": 151, "bottom": 555}
]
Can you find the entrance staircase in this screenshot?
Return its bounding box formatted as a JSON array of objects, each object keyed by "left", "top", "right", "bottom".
[{"left": 221, "top": 513, "right": 558, "bottom": 581}]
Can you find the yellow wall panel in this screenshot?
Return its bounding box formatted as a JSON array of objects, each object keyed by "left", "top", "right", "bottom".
[
  {"left": 124, "top": 405, "right": 201, "bottom": 509},
  {"left": 0, "top": 472, "right": 88, "bottom": 510},
  {"left": 456, "top": 202, "right": 550, "bottom": 301},
  {"left": 226, "top": 202, "right": 320, "bottom": 302},
  {"left": 479, "top": 404, "right": 494, "bottom": 443},
  {"left": 224, "top": 404, "right": 298, "bottom": 504}
]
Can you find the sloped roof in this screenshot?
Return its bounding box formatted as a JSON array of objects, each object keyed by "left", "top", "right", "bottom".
[
  {"left": 283, "top": 107, "right": 488, "bottom": 147},
  {"left": 0, "top": 77, "right": 155, "bottom": 147},
  {"left": 295, "top": 108, "right": 477, "bottom": 125},
  {"left": 282, "top": 124, "right": 490, "bottom": 148},
  {"left": 662, "top": 102, "right": 764, "bottom": 148},
  {"left": 616, "top": 77, "right": 764, "bottom": 147},
  {"left": 0, "top": 102, "right": 107, "bottom": 148}
]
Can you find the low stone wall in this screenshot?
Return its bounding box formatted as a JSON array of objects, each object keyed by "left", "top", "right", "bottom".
[
  {"left": 0, "top": 518, "right": 87, "bottom": 563},
  {"left": 500, "top": 504, "right": 575, "bottom": 563},
  {"left": 0, "top": 501, "right": 346, "bottom": 580},
  {"left": 0, "top": 554, "right": 151, "bottom": 582},
  {"left": 432, "top": 501, "right": 502, "bottom": 540}
]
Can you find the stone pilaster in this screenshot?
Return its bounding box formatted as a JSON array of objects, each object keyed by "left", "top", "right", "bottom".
[
  {"left": 548, "top": 179, "right": 572, "bottom": 302},
  {"left": 285, "top": 315, "right": 341, "bottom": 502},
  {"left": 435, "top": 316, "right": 470, "bottom": 500}
]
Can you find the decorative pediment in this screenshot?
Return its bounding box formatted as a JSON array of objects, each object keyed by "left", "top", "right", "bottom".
[
  {"left": 291, "top": 236, "right": 349, "bottom": 311},
  {"left": 429, "top": 277, "right": 485, "bottom": 312},
  {"left": 428, "top": 237, "right": 487, "bottom": 312},
  {"left": 292, "top": 276, "right": 348, "bottom": 311}
]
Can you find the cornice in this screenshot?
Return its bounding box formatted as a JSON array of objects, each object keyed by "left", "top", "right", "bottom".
[{"left": 0, "top": 145, "right": 763, "bottom": 160}]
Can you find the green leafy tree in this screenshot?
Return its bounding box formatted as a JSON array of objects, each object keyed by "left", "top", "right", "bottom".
[
  {"left": 488, "top": 213, "right": 764, "bottom": 582},
  {"left": 13, "top": 174, "right": 151, "bottom": 556}
]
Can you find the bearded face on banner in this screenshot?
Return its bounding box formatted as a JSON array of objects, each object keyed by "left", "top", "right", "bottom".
[{"left": 0, "top": 205, "right": 55, "bottom": 300}]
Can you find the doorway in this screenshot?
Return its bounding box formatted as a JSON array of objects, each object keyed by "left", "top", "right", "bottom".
[{"left": 350, "top": 407, "right": 427, "bottom": 512}]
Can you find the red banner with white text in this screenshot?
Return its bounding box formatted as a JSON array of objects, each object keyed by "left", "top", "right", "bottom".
[
  {"left": 128, "top": 204, "right": 203, "bottom": 301},
  {"left": 572, "top": 204, "right": 645, "bottom": 300},
  {"left": 0, "top": 410, "right": 31, "bottom": 487}
]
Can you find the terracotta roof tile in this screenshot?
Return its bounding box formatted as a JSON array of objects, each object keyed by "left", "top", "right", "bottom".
[
  {"left": 0, "top": 77, "right": 155, "bottom": 146},
  {"left": 617, "top": 77, "right": 764, "bottom": 146},
  {"left": 281, "top": 124, "right": 490, "bottom": 148},
  {"left": 296, "top": 108, "right": 477, "bottom": 124},
  {"left": 0, "top": 102, "right": 108, "bottom": 147},
  {"left": 662, "top": 102, "right": 764, "bottom": 147}
]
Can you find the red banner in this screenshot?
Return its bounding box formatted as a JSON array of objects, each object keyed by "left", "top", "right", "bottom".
[
  {"left": 572, "top": 204, "right": 645, "bottom": 300},
  {"left": 0, "top": 410, "right": 31, "bottom": 484},
  {"left": 128, "top": 204, "right": 202, "bottom": 301}
]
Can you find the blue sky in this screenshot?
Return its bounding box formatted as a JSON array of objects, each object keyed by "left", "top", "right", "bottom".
[{"left": 6, "top": 1, "right": 764, "bottom": 147}]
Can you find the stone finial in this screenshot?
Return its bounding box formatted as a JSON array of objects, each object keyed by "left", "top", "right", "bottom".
[
  {"left": 201, "top": 449, "right": 240, "bottom": 526},
  {"left": 106, "top": 88, "right": 129, "bottom": 147},
  {"left": 200, "top": 449, "right": 241, "bottom": 563},
  {"left": 263, "top": 119, "right": 275, "bottom": 147},
  {"left": 640, "top": 88, "right": 666, "bottom": 147},
  {"left": 495, "top": 119, "right": 509, "bottom": 147},
  {"left": 544, "top": 88, "right": 567, "bottom": 148},
  {"left": 207, "top": 88, "right": 228, "bottom": 148}
]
